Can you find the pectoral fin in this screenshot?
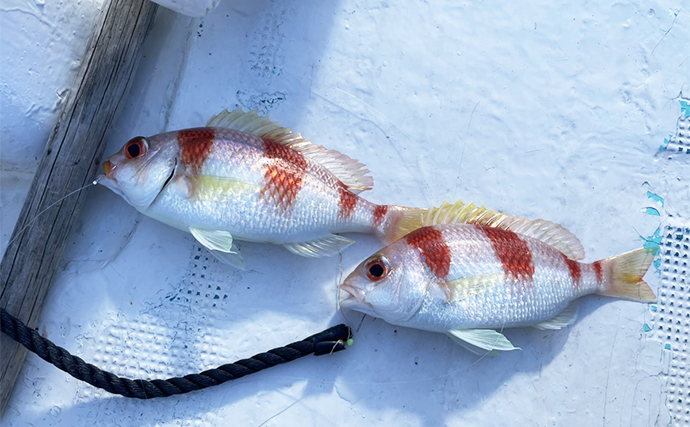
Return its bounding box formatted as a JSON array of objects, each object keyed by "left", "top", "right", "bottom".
[
  {"left": 446, "top": 273, "right": 503, "bottom": 302},
  {"left": 208, "top": 247, "right": 245, "bottom": 270},
  {"left": 283, "top": 234, "right": 355, "bottom": 258},
  {"left": 189, "top": 227, "right": 245, "bottom": 269},
  {"left": 446, "top": 329, "right": 520, "bottom": 353}
]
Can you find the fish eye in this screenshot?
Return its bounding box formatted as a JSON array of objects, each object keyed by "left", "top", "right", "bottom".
[
  {"left": 364, "top": 255, "right": 390, "bottom": 282},
  {"left": 124, "top": 136, "right": 149, "bottom": 159}
]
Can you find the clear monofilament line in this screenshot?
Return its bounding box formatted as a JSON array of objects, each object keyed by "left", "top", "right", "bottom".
[
  {"left": 336, "top": 253, "right": 356, "bottom": 345},
  {"left": 1, "top": 178, "right": 102, "bottom": 254}
]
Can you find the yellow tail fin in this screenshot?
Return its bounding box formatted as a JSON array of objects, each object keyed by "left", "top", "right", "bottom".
[{"left": 597, "top": 248, "right": 656, "bottom": 303}]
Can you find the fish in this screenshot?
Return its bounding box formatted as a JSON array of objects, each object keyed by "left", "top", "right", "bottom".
[
  {"left": 99, "top": 108, "right": 425, "bottom": 268},
  {"left": 339, "top": 201, "right": 657, "bottom": 353}
]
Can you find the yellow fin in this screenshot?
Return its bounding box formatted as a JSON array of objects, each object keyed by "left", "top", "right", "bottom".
[
  {"left": 376, "top": 206, "right": 426, "bottom": 244},
  {"left": 597, "top": 248, "right": 656, "bottom": 302},
  {"left": 390, "top": 200, "right": 585, "bottom": 260},
  {"left": 207, "top": 108, "right": 373, "bottom": 191},
  {"left": 495, "top": 216, "right": 585, "bottom": 260},
  {"left": 207, "top": 108, "right": 287, "bottom": 137},
  {"left": 390, "top": 200, "right": 503, "bottom": 243}
]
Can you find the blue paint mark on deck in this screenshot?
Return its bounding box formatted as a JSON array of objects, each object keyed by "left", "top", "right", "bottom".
[
  {"left": 681, "top": 100, "right": 690, "bottom": 118},
  {"left": 640, "top": 227, "right": 662, "bottom": 270},
  {"left": 646, "top": 191, "right": 664, "bottom": 207},
  {"left": 641, "top": 227, "right": 662, "bottom": 256}
]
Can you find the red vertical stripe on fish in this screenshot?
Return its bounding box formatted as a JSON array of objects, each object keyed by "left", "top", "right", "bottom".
[
  {"left": 261, "top": 138, "right": 307, "bottom": 210},
  {"left": 592, "top": 260, "right": 603, "bottom": 284},
  {"left": 373, "top": 205, "right": 388, "bottom": 227},
  {"left": 338, "top": 183, "right": 358, "bottom": 219},
  {"left": 405, "top": 226, "right": 451, "bottom": 279},
  {"left": 480, "top": 226, "right": 535, "bottom": 283},
  {"left": 563, "top": 254, "right": 581, "bottom": 288},
  {"left": 178, "top": 128, "right": 215, "bottom": 173}
]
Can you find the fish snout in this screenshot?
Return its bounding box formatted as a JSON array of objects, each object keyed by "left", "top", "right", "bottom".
[
  {"left": 339, "top": 283, "right": 365, "bottom": 304},
  {"left": 103, "top": 160, "right": 114, "bottom": 178},
  {"left": 103, "top": 160, "right": 112, "bottom": 177}
]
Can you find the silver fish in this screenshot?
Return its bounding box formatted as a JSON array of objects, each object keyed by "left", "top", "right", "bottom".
[
  {"left": 339, "top": 201, "right": 656, "bottom": 353},
  {"left": 100, "top": 109, "right": 424, "bottom": 268}
]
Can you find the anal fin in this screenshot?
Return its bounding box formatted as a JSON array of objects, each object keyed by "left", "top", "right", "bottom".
[
  {"left": 208, "top": 247, "right": 245, "bottom": 270},
  {"left": 533, "top": 302, "right": 579, "bottom": 330},
  {"left": 446, "top": 328, "right": 520, "bottom": 353},
  {"left": 283, "top": 234, "right": 355, "bottom": 258}
]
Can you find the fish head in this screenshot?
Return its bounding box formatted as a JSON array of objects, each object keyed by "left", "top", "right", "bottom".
[
  {"left": 339, "top": 242, "right": 430, "bottom": 324},
  {"left": 100, "top": 134, "right": 178, "bottom": 209}
]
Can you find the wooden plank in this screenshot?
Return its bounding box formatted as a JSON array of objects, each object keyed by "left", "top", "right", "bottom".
[{"left": 0, "top": 0, "right": 158, "bottom": 414}]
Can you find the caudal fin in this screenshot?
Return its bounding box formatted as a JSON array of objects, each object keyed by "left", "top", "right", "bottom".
[
  {"left": 597, "top": 248, "right": 656, "bottom": 303},
  {"left": 374, "top": 205, "right": 426, "bottom": 244}
]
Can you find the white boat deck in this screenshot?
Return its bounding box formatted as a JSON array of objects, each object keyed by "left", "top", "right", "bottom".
[{"left": 1, "top": 1, "right": 688, "bottom": 425}]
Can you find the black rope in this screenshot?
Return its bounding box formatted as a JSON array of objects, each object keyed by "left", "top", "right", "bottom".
[{"left": 1, "top": 307, "right": 351, "bottom": 399}]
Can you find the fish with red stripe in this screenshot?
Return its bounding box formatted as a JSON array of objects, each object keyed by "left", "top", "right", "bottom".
[
  {"left": 100, "top": 108, "right": 425, "bottom": 268},
  {"left": 339, "top": 201, "right": 657, "bottom": 352}
]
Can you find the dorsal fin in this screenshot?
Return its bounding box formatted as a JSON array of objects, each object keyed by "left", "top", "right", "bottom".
[
  {"left": 207, "top": 108, "right": 373, "bottom": 191},
  {"left": 396, "top": 200, "right": 585, "bottom": 260}
]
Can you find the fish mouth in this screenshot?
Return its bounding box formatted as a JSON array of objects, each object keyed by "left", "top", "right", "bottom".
[
  {"left": 103, "top": 160, "right": 115, "bottom": 179},
  {"left": 338, "top": 283, "right": 367, "bottom": 311},
  {"left": 97, "top": 163, "right": 125, "bottom": 199}
]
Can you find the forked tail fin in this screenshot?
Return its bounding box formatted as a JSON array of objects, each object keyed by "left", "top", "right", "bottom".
[{"left": 596, "top": 248, "right": 656, "bottom": 303}]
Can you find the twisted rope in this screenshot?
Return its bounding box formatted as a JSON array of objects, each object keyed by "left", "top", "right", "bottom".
[{"left": 1, "top": 308, "right": 350, "bottom": 398}]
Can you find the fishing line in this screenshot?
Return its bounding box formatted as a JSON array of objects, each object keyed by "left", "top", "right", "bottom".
[
  {"left": 336, "top": 252, "right": 356, "bottom": 346},
  {"left": 2, "top": 178, "right": 102, "bottom": 253},
  {"left": 0, "top": 307, "right": 351, "bottom": 399}
]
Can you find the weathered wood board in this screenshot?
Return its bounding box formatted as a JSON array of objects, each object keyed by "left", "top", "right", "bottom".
[{"left": 0, "top": 0, "right": 158, "bottom": 414}]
